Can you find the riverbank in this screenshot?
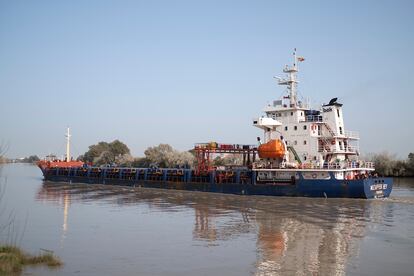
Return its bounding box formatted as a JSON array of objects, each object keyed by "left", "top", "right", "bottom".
[{"left": 0, "top": 245, "right": 61, "bottom": 274}]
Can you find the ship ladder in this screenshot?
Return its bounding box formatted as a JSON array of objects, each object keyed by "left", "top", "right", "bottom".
[{"left": 287, "top": 146, "right": 302, "bottom": 164}]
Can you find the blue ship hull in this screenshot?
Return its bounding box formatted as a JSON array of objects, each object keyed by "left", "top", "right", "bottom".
[{"left": 41, "top": 167, "right": 393, "bottom": 199}]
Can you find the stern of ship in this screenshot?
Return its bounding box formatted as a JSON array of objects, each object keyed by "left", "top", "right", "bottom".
[{"left": 363, "top": 177, "right": 393, "bottom": 199}]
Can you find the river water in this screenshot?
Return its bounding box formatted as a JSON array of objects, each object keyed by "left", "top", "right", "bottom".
[{"left": 0, "top": 163, "right": 413, "bottom": 275}]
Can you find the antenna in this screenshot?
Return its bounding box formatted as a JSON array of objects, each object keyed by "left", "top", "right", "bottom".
[
  {"left": 291, "top": 48, "right": 298, "bottom": 106},
  {"left": 276, "top": 49, "right": 302, "bottom": 107},
  {"left": 65, "top": 127, "right": 71, "bottom": 162}
]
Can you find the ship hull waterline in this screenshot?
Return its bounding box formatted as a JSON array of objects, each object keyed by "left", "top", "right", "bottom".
[{"left": 41, "top": 168, "right": 393, "bottom": 199}]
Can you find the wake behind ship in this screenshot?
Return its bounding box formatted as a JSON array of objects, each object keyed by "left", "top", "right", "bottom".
[{"left": 38, "top": 50, "right": 392, "bottom": 199}]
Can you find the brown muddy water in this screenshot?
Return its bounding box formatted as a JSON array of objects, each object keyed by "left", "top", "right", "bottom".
[{"left": 0, "top": 163, "right": 413, "bottom": 275}]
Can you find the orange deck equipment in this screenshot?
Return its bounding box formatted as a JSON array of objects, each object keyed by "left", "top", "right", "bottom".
[
  {"left": 258, "top": 139, "right": 286, "bottom": 159},
  {"left": 37, "top": 160, "right": 84, "bottom": 171}
]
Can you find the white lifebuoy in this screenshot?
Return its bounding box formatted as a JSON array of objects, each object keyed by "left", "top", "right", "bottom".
[{"left": 312, "top": 173, "right": 317, "bottom": 179}]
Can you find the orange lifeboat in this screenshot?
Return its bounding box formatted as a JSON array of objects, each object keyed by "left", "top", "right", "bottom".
[{"left": 258, "top": 139, "right": 286, "bottom": 159}]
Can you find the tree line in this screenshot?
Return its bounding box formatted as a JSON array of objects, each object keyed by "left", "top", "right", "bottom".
[
  {"left": 0, "top": 155, "right": 40, "bottom": 164},
  {"left": 77, "top": 140, "right": 195, "bottom": 168},
  {"left": 368, "top": 152, "right": 414, "bottom": 177},
  {"left": 77, "top": 140, "right": 245, "bottom": 169}
]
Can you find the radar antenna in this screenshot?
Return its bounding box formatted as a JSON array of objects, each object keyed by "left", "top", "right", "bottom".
[{"left": 275, "top": 48, "right": 305, "bottom": 107}]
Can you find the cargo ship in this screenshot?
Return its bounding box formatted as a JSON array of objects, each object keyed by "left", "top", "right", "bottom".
[{"left": 38, "top": 50, "right": 392, "bottom": 199}]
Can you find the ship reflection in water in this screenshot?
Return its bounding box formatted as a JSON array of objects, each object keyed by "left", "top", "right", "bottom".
[{"left": 37, "top": 182, "right": 393, "bottom": 275}]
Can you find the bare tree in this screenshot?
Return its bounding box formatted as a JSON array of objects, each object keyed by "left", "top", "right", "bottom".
[
  {"left": 144, "top": 144, "right": 195, "bottom": 168},
  {"left": 0, "top": 141, "right": 9, "bottom": 164}
]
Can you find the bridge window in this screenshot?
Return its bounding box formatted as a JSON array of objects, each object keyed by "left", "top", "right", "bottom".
[
  {"left": 303, "top": 125, "right": 307, "bottom": 130},
  {"left": 339, "top": 126, "right": 343, "bottom": 135},
  {"left": 294, "top": 126, "right": 297, "bottom": 131},
  {"left": 303, "top": 140, "right": 307, "bottom": 145},
  {"left": 337, "top": 109, "right": 340, "bottom": 117},
  {"left": 285, "top": 126, "right": 288, "bottom": 131}
]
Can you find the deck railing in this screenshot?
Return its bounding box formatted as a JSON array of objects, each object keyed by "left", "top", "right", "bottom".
[
  {"left": 299, "top": 117, "right": 360, "bottom": 139},
  {"left": 253, "top": 161, "right": 375, "bottom": 170},
  {"left": 343, "top": 130, "right": 359, "bottom": 139},
  {"left": 318, "top": 145, "right": 359, "bottom": 153},
  {"left": 347, "top": 161, "right": 374, "bottom": 169},
  {"left": 319, "top": 130, "right": 360, "bottom": 139}
]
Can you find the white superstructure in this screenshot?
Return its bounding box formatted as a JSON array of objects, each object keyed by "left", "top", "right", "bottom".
[{"left": 253, "top": 50, "right": 372, "bottom": 179}]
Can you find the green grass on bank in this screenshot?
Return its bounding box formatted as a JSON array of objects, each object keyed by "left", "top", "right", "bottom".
[{"left": 0, "top": 245, "right": 62, "bottom": 274}]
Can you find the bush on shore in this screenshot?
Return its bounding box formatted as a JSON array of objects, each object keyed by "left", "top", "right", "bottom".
[
  {"left": 78, "top": 140, "right": 131, "bottom": 166},
  {"left": 142, "top": 144, "right": 194, "bottom": 168},
  {"left": 368, "top": 152, "right": 414, "bottom": 177},
  {"left": 0, "top": 245, "right": 62, "bottom": 274}
]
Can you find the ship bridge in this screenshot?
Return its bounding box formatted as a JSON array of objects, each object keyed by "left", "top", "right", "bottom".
[{"left": 253, "top": 49, "right": 363, "bottom": 168}]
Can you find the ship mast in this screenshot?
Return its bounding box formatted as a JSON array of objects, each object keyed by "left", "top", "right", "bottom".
[
  {"left": 276, "top": 48, "right": 303, "bottom": 108},
  {"left": 65, "top": 127, "right": 71, "bottom": 162}
]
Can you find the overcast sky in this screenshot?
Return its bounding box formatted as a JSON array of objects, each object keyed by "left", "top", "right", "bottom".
[{"left": 1, "top": 0, "right": 413, "bottom": 159}]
